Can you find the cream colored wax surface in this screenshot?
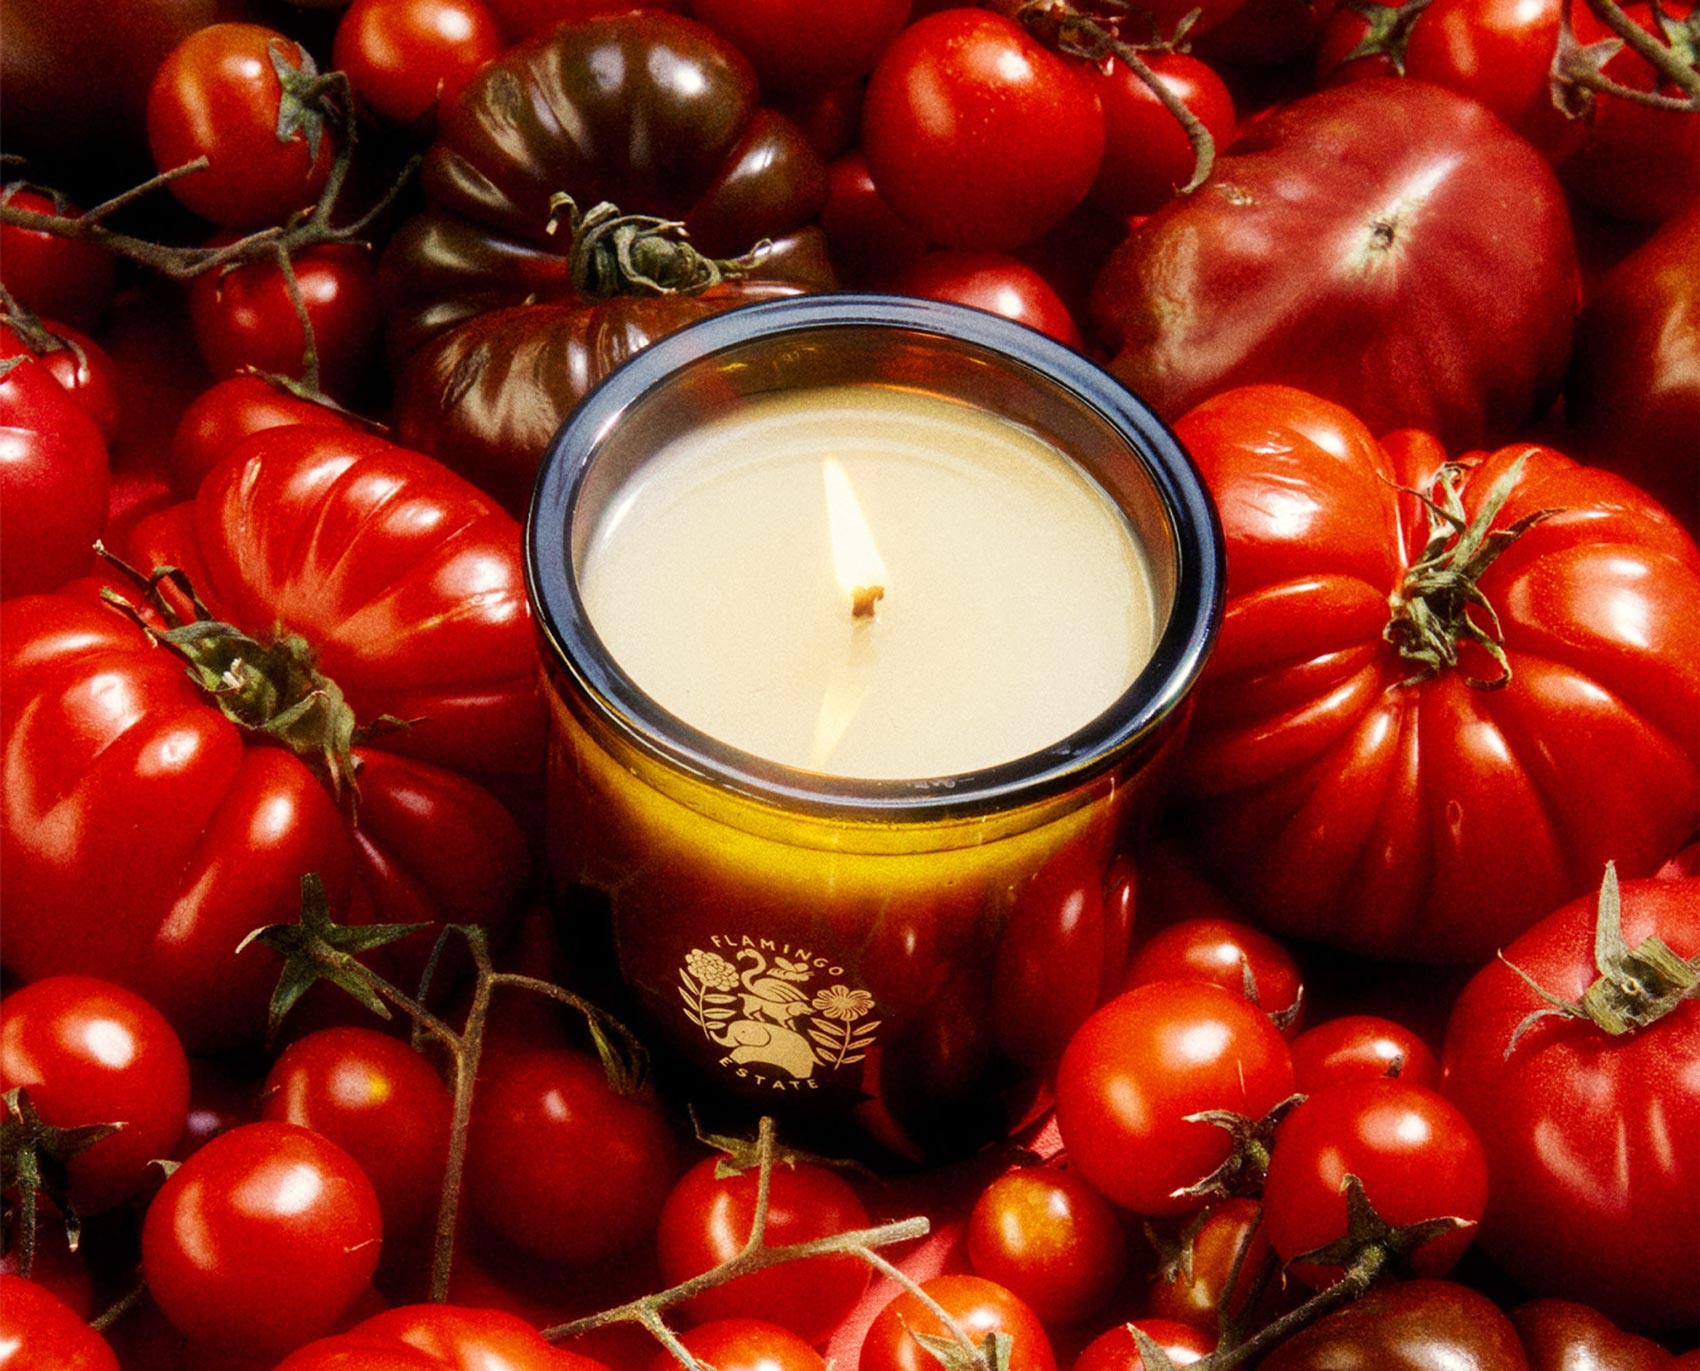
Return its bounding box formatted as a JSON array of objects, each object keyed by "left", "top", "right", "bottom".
[{"left": 578, "top": 384, "right": 1158, "bottom": 780}]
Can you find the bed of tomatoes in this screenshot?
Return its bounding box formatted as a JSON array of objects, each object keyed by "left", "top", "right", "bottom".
[{"left": 1, "top": 0, "right": 1697, "bottom": 1368}]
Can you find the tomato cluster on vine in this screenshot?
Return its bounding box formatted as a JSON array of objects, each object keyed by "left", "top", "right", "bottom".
[{"left": 1, "top": 0, "right": 1696, "bottom": 1367}]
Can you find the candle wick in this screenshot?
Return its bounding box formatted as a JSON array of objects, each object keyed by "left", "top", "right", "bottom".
[{"left": 851, "top": 584, "right": 885, "bottom": 620}]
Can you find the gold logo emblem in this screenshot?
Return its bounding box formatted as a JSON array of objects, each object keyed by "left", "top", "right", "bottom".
[{"left": 678, "top": 942, "right": 879, "bottom": 1090}]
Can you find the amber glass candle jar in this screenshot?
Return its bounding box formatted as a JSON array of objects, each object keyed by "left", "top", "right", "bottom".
[{"left": 527, "top": 296, "right": 1222, "bottom": 1158}]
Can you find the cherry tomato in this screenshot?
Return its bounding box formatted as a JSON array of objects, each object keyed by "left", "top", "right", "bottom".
[
  {"left": 0, "top": 317, "right": 121, "bottom": 442},
  {"left": 0, "top": 351, "right": 108, "bottom": 600},
  {"left": 0, "top": 975, "right": 190, "bottom": 1215},
  {"left": 140, "top": 1121, "right": 383, "bottom": 1359},
  {"left": 333, "top": 0, "right": 504, "bottom": 126},
  {"left": 651, "top": 1318, "right": 826, "bottom": 1371},
  {"left": 0, "top": 188, "right": 116, "bottom": 333},
  {"left": 1289, "top": 1015, "right": 1441, "bottom": 1093},
  {"left": 0, "top": 1274, "right": 119, "bottom": 1371},
  {"left": 465, "top": 1049, "right": 678, "bottom": 1263},
  {"left": 819, "top": 151, "right": 931, "bottom": 289},
  {"left": 888, "top": 251, "right": 1084, "bottom": 349},
  {"left": 655, "top": 1148, "right": 870, "bottom": 1342},
  {"left": 1262, "top": 1078, "right": 1488, "bottom": 1288},
  {"left": 1086, "top": 53, "right": 1237, "bottom": 220},
  {"left": 1146, "top": 1197, "right": 1284, "bottom": 1334},
  {"left": 260, "top": 1027, "right": 452, "bottom": 1240},
  {"left": 965, "top": 1166, "right": 1128, "bottom": 1325},
  {"left": 343, "top": 1303, "right": 613, "bottom": 1370},
  {"left": 1123, "top": 916, "right": 1303, "bottom": 1035},
  {"left": 146, "top": 23, "right": 336, "bottom": 228},
  {"left": 187, "top": 239, "right": 381, "bottom": 401},
  {"left": 1055, "top": 981, "right": 1297, "bottom": 1216},
  {"left": 1071, "top": 1318, "right": 1214, "bottom": 1371},
  {"left": 690, "top": 0, "right": 912, "bottom": 96},
  {"left": 861, "top": 1274, "right": 1057, "bottom": 1371},
  {"left": 274, "top": 1339, "right": 444, "bottom": 1371},
  {"left": 861, "top": 9, "right": 1105, "bottom": 251}
]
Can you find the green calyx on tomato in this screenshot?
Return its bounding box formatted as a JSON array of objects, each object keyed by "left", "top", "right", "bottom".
[
  {"left": 1173, "top": 1092, "right": 1306, "bottom": 1204},
  {"left": 97, "top": 553, "right": 406, "bottom": 801},
  {"left": 0, "top": 1087, "right": 120, "bottom": 1270},
  {"left": 1501, "top": 861, "right": 1700, "bottom": 1050},
  {"left": 1383, "top": 451, "right": 1558, "bottom": 689},
  {"left": 1285, "top": 1171, "right": 1475, "bottom": 1286},
  {"left": 548, "top": 194, "right": 769, "bottom": 303}
]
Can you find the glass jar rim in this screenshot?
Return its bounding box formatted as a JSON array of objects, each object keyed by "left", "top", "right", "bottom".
[{"left": 525, "top": 294, "right": 1223, "bottom": 823}]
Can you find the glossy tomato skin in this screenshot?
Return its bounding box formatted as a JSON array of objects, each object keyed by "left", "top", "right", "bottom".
[
  {"left": 1123, "top": 916, "right": 1303, "bottom": 1033},
  {"left": 654, "top": 1318, "right": 826, "bottom": 1371},
  {"left": 1511, "top": 1298, "right": 1680, "bottom": 1371},
  {"left": 273, "top": 1338, "right": 444, "bottom": 1371},
  {"left": 1170, "top": 386, "right": 1700, "bottom": 962},
  {"left": 1290, "top": 1015, "right": 1441, "bottom": 1093},
  {"left": 1071, "top": 1318, "right": 1214, "bottom": 1371},
  {"left": 1442, "top": 876, "right": 1700, "bottom": 1331},
  {"left": 333, "top": 0, "right": 505, "bottom": 126},
  {"left": 887, "top": 251, "right": 1084, "bottom": 348},
  {"left": 655, "top": 1151, "right": 870, "bottom": 1342},
  {"left": 1565, "top": 201, "right": 1699, "bottom": 535},
  {"left": 0, "top": 975, "right": 191, "bottom": 1214},
  {"left": 1086, "top": 53, "right": 1237, "bottom": 220},
  {"left": 141, "top": 1122, "right": 383, "bottom": 1360},
  {"left": 0, "top": 319, "right": 121, "bottom": 442},
  {"left": 0, "top": 352, "right": 108, "bottom": 600},
  {"left": 1262, "top": 1078, "right": 1489, "bottom": 1287},
  {"left": 1256, "top": 1280, "right": 1530, "bottom": 1371},
  {"left": 861, "top": 1275, "right": 1057, "bottom": 1371},
  {"left": 169, "top": 374, "right": 356, "bottom": 497},
  {"left": 1055, "top": 980, "right": 1297, "bottom": 1216},
  {"left": 1092, "top": 80, "right": 1577, "bottom": 452},
  {"left": 860, "top": 9, "right": 1104, "bottom": 252},
  {"left": 1146, "top": 1197, "right": 1282, "bottom": 1334},
  {"left": 260, "top": 1027, "right": 452, "bottom": 1240},
  {"left": 0, "top": 190, "right": 117, "bottom": 333},
  {"left": 2, "top": 427, "right": 536, "bottom": 1050},
  {"left": 819, "top": 151, "right": 933, "bottom": 287},
  {"left": 382, "top": 10, "right": 834, "bottom": 513},
  {"left": 146, "top": 23, "right": 336, "bottom": 228},
  {"left": 965, "top": 1166, "right": 1128, "bottom": 1326},
  {"left": 188, "top": 240, "right": 383, "bottom": 403},
  {"left": 0, "top": 1274, "right": 119, "bottom": 1371},
  {"left": 465, "top": 1049, "right": 678, "bottom": 1263},
  {"left": 339, "top": 1304, "right": 612, "bottom": 1370}
]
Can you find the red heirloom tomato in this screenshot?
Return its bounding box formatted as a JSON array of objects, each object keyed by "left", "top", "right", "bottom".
[
  {"left": 1256, "top": 1280, "right": 1529, "bottom": 1371},
  {"left": 1170, "top": 385, "right": 1700, "bottom": 962},
  {"left": 1442, "top": 870, "right": 1700, "bottom": 1332},
  {"left": 1261, "top": 1078, "right": 1489, "bottom": 1287},
  {"left": 656, "top": 1147, "right": 870, "bottom": 1342},
  {"left": 260, "top": 1026, "right": 452, "bottom": 1239},
  {"left": 1, "top": 425, "right": 537, "bottom": 1049},
  {"left": 0, "top": 975, "right": 191, "bottom": 1214},
  {"left": 465, "top": 1048, "right": 678, "bottom": 1263},
  {"left": 0, "top": 351, "right": 108, "bottom": 600},
  {"left": 1091, "top": 80, "right": 1577, "bottom": 453},
  {"left": 146, "top": 24, "right": 337, "bottom": 228},
  {"left": 333, "top": 0, "right": 505, "bottom": 126},
  {"left": 860, "top": 10, "right": 1104, "bottom": 252},
  {"left": 1566, "top": 201, "right": 1699, "bottom": 535},
  {"left": 1055, "top": 980, "right": 1297, "bottom": 1216},
  {"left": 862, "top": 1274, "right": 1057, "bottom": 1371},
  {"left": 0, "top": 1274, "right": 119, "bottom": 1371},
  {"left": 966, "top": 1166, "right": 1128, "bottom": 1325},
  {"left": 141, "top": 1122, "right": 383, "bottom": 1359},
  {"left": 381, "top": 10, "right": 834, "bottom": 514}
]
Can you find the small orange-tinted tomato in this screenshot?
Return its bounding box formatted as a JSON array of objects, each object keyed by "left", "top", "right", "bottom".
[
  {"left": 966, "top": 1166, "right": 1129, "bottom": 1325},
  {"left": 656, "top": 1149, "right": 870, "bottom": 1343},
  {"left": 1289, "top": 1014, "right": 1441, "bottom": 1093},
  {"left": 1071, "top": 1318, "right": 1214, "bottom": 1371},
  {"left": 1123, "top": 917, "right": 1304, "bottom": 1035},
  {"left": 650, "top": 1319, "right": 826, "bottom": 1371},
  {"left": 862, "top": 1275, "right": 1057, "bottom": 1371},
  {"left": 1146, "top": 1198, "right": 1280, "bottom": 1333}
]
